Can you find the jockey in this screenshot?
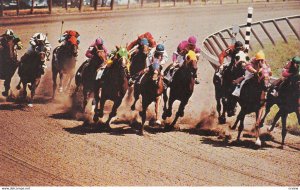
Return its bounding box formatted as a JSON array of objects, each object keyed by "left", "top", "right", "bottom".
[
  {"left": 164, "top": 36, "right": 201, "bottom": 85},
  {"left": 216, "top": 41, "right": 245, "bottom": 77},
  {"left": 232, "top": 50, "right": 271, "bottom": 97},
  {"left": 22, "top": 33, "right": 51, "bottom": 75},
  {"left": 127, "top": 32, "right": 156, "bottom": 52},
  {"left": 53, "top": 30, "right": 80, "bottom": 63},
  {"left": 128, "top": 44, "right": 168, "bottom": 86},
  {"left": 0, "top": 29, "right": 23, "bottom": 50},
  {"left": 271, "top": 56, "right": 300, "bottom": 97},
  {"left": 85, "top": 37, "right": 108, "bottom": 59},
  {"left": 58, "top": 30, "right": 80, "bottom": 45},
  {"left": 77, "top": 38, "right": 109, "bottom": 78}
]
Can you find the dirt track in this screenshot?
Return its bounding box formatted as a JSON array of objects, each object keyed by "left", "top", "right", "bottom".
[{"left": 1, "top": 2, "right": 300, "bottom": 186}]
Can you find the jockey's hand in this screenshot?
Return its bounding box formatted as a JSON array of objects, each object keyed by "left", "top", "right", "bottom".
[
  {"left": 143, "top": 67, "right": 149, "bottom": 73},
  {"left": 17, "top": 42, "right": 23, "bottom": 50},
  {"left": 45, "top": 46, "right": 51, "bottom": 52}
]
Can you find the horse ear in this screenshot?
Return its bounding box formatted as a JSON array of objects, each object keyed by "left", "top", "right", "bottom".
[
  {"left": 186, "top": 55, "right": 190, "bottom": 61},
  {"left": 116, "top": 45, "right": 120, "bottom": 51},
  {"left": 125, "top": 43, "right": 128, "bottom": 49}
]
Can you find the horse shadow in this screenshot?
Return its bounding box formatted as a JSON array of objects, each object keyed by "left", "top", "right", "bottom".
[
  {"left": 0, "top": 103, "right": 26, "bottom": 111},
  {"left": 181, "top": 127, "right": 275, "bottom": 150}
]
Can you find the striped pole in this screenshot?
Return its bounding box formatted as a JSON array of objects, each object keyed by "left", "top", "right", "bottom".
[{"left": 244, "top": 7, "right": 253, "bottom": 53}]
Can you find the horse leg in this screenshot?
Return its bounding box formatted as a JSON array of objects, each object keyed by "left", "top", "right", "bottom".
[
  {"left": 162, "top": 89, "right": 168, "bottom": 112},
  {"left": 106, "top": 98, "right": 122, "bottom": 128},
  {"left": 219, "top": 97, "right": 227, "bottom": 124},
  {"left": 98, "top": 96, "right": 106, "bottom": 119},
  {"left": 52, "top": 68, "right": 58, "bottom": 99},
  {"left": 58, "top": 72, "right": 64, "bottom": 93},
  {"left": 28, "top": 80, "right": 38, "bottom": 107},
  {"left": 171, "top": 99, "right": 188, "bottom": 128},
  {"left": 21, "top": 82, "right": 27, "bottom": 101},
  {"left": 260, "top": 103, "right": 271, "bottom": 128},
  {"left": 268, "top": 110, "right": 281, "bottom": 132},
  {"left": 82, "top": 88, "right": 88, "bottom": 113},
  {"left": 236, "top": 110, "right": 246, "bottom": 141},
  {"left": 231, "top": 110, "right": 242, "bottom": 130},
  {"left": 93, "top": 86, "right": 100, "bottom": 122},
  {"left": 163, "top": 94, "right": 175, "bottom": 120},
  {"left": 154, "top": 96, "right": 162, "bottom": 125},
  {"left": 138, "top": 98, "right": 151, "bottom": 136},
  {"left": 281, "top": 112, "right": 288, "bottom": 146},
  {"left": 131, "top": 84, "right": 140, "bottom": 111},
  {"left": 66, "top": 73, "right": 75, "bottom": 92}
]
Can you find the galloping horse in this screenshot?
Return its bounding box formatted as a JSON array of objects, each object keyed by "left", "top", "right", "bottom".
[
  {"left": 17, "top": 46, "right": 48, "bottom": 107},
  {"left": 74, "top": 47, "right": 106, "bottom": 112},
  {"left": 213, "top": 50, "right": 247, "bottom": 124},
  {"left": 131, "top": 61, "right": 164, "bottom": 135},
  {"left": 261, "top": 75, "right": 300, "bottom": 145},
  {"left": 162, "top": 50, "right": 198, "bottom": 129},
  {"left": 129, "top": 43, "right": 149, "bottom": 79},
  {"left": 52, "top": 36, "right": 78, "bottom": 98},
  {"left": 231, "top": 72, "right": 271, "bottom": 146},
  {"left": 93, "top": 47, "right": 130, "bottom": 128},
  {"left": 0, "top": 35, "right": 18, "bottom": 97}
]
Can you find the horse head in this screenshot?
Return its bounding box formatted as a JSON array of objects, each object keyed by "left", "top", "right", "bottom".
[
  {"left": 66, "top": 36, "right": 78, "bottom": 56},
  {"left": 150, "top": 59, "right": 162, "bottom": 82},
  {"left": 94, "top": 45, "right": 107, "bottom": 63},
  {"left": 184, "top": 50, "right": 198, "bottom": 74},
  {"left": 234, "top": 50, "right": 249, "bottom": 68},
  {"left": 115, "top": 46, "right": 130, "bottom": 70},
  {"left": 2, "top": 35, "right": 17, "bottom": 62}
]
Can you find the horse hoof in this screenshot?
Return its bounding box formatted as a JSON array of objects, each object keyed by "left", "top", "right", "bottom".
[
  {"left": 27, "top": 103, "right": 33, "bottom": 108},
  {"left": 155, "top": 120, "right": 161, "bottom": 125},
  {"left": 16, "top": 85, "right": 21, "bottom": 90},
  {"left": 93, "top": 115, "right": 99, "bottom": 123},
  {"left": 165, "top": 125, "right": 174, "bottom": 131},
  {"left": 218, "top": 116, "right": 226, "bottom": 124},
  {"left": 255, "top": 138, "right": 262, "bottom": 146},
  {"left": 162, "top": 113, "right": 167, "bottom": 120},
  {"left": 138, "top": 130, "right": 144, "bottom": 136},
  {"left": 2, "top": 91, "right": 8, "bottom": 97}
]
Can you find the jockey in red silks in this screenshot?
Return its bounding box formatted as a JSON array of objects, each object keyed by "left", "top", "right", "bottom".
[
  {"left": 53, "top": 30, "right": 80, "bottom": 63},
  {"left": 59, "top": 30, "right": 80, "bottom": 45},
  {"left": 127, "top": 32, "right": 157, "bottom": 52},
  {"left": 164, "top": 36, "right": 201, "bottom": 85}
]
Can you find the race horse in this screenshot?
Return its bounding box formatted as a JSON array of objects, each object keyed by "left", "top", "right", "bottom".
[
  {"left": 162, "top": 50, "right": 198, "bottom": 129},
  {"left": 0, "top": 35, "right": 18, "bottom": 97},
  {"left": 213, "top": 50, "right": 247, "bottom": 124},
  {"left": 17, "top": 45, "right": 48, "bottom": 107},
  {"left": 93, "top": 47, "right": 130, "bottom": 128},
  {"left": 129, "top": 42, "right": 149, "bottom": 80},
  {"left": 52, "top": 35, "right": 78, "bottom": 98},
  {"left": 74, "top": 47, "right": 106, "bottom": 112},
  {"left": 261, "top": 75, "right": 300, "bottom": 145},
  {"left": 231, "top": 71, "right": 271, "bottom": 146},
  {"left": 131, "top": 61, "right": 164, "bottom": 135}
]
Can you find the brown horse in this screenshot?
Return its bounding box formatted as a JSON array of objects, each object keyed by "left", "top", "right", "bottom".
[
  {"left": 262, "top": 75, "right": 300, "bottom": 145},
  {"left": 129, "top": 43, "right": 149, "bottom": 79},
  {"left": 231, "top": 72, "right": 271, "bottom": 146},
  {"left": 17, "top": 46, "right": 48, "bottom": 107},
  {"left": 52, "top": 36, "right": 78, "bottom": 98},
  {"left": 74, "top": 48, "right": 106, "bottom": 112},
  {"left": 162, "top": 50, "right": 198, "bottom": 129},
  {"left": 0, "top": 35, "right": 18, "bottom": 97},
  {"left": 131, "top": 61, "right": 164, "bottom": 135},
  {"left": 93, "top": 47, "right": 130, "bottom": 128},
  {"left": 213, "top": 50, "right": 247, "bottom": 124}
]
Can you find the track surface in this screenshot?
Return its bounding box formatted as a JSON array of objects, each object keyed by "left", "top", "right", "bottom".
[{"left": 1, "top": 2, "right": 300, "bottom": 186}]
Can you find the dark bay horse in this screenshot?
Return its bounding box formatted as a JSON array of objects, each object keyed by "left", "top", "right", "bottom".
[
  {"left": 93, "top": 47, "right": 130, "bottom": 128},
  {"left": 74, "top": 48, "right": 106, "bottom": 112},
  {"left": 261, "top": 75, "right": 300, "bottom": 145},
  {"left": 52, "top": 36, "right": 78, "bottom": 98},
  {"left": 129, "top": 43, "right": 149, "bottom": 79},
  {"left": 17, "top": 46, "right": 48, "bottom": 107},
  {"left": 131, "top": 61, "right": 164, "bottom": 135},
  {"left": 213, "top": 50, "right": 247, "bottom": 124},
  {"left": 0, "top": 35, "right": 18, "bottom": 97},
  {"left": 231, "top": 72, "right": 271, "bottom": 146},
  {"left": 162, "top": 50, "right": 198, "bottom": 129}
]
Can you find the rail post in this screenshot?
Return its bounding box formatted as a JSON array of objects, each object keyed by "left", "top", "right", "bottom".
[
  {"left": 0, "top": 0, "right": 3, "bottom": 17},
  {"left": 16, "top": 0, "right": 20, "bottom": 15},
  {"left": 48, "top": 0, "right": 52, "bottom": 14},
  {"left": 30, "top": 0, "right": 34, "bottom": 14}
]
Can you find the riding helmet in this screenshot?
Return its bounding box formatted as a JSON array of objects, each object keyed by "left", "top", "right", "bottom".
[
  {"left": 140, "top": 38, "right": 149, "bottom": 46},
  {"left": 156, "top": 44, "right": 165, "bottom": 53},
  {"left": 188, "top": 36, "right": 197, "bottom": 45},
  {"left": 291, "top": 56, "right": 300, "bottom": 65},
  {"left": 5, "top": 29, "right": 14, "bottom": 36},
  {"left": 234, "top": 41, "right": 243, "bottom": 49},
  {"left": 255, "top": 50, "right": 265, "bottom": 60}
]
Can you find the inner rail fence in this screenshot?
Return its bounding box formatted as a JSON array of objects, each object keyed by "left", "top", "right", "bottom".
[
  {"left": 0, "top": 0, "right": 299, "bottom": 17},
  {"left": 201, "top": 15, "right": 300, "bottom": 70}
]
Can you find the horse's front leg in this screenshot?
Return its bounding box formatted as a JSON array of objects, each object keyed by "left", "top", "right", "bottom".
[
  {"left": 154, "top": 95, "right": 162, "bottom": 125},
  {"left": 162, "top": 89, "right": 168, "bottom": 112},
  {"left": 106, "top": 97, "right": 123, "bottom": 128},
  {"left": 58, "top": 72, "right": 64, "bottom": 93},
  {"left": 52, "top": 68, "right": 58, "bottom": 99},
  {"left": 131, "top": 83, "right": 140, "bottom": 111},
  {"left": 236, "top": 110, "right": 246, "bottom": 141},
  {"left": 171, "top": 98, "right": 188, "bottom": 128},
  {"left": 28, "top": 79, "right": 40, "bottom": 107},
  {"left": 93, "top": 85, "right": 101, "bottom": 122},
  {"left": 138, "top": 98, "right": 151, "bottom": 136},
  {"left": 281, "top": 112, "right": 288, "bottom": 146},
  {"left": 219, "top": 97, "right": 227, "bottom": 124}
]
